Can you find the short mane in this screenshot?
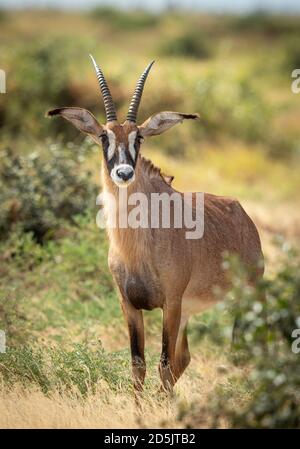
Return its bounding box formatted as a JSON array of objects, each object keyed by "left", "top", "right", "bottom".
[{"left": 139, "top": 156, "right": 174, "bottom": 186}]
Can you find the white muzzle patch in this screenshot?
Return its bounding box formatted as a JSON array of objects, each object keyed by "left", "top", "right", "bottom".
[{"left": 111, "top": 164, "right": 135, "bottom": 187}]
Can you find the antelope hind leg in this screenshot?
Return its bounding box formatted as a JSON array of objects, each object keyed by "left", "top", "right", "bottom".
[{"left": 173, "top": 316, "right": 190, "bottom": 381}]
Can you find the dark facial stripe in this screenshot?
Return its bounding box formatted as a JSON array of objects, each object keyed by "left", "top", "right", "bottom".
[{"left": 101, "top": 129, "right": 142, "bottom": 175}]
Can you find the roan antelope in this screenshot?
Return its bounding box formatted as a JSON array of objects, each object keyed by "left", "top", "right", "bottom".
[{"left": 47, "top": 57, "right": 264, "bottom": 394}]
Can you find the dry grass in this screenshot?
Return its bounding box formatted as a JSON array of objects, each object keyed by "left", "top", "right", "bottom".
[{"left": 0, "top": 347, "right": 244, "bottom": 429}]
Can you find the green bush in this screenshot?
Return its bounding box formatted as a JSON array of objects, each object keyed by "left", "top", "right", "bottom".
[
  {"left": 0, "top": 9, "right": 7, "bottom": 22},
  {"left": 231, "top": 12, "right": 300, "bottom": 37},
  {"left": 207, "top": 67, "right": 298, "bottom": 158},
  {"left": 212, "top": 245, "right": 300, "bottom": 428},
  {"left": 230, "top": 249, "right": 300, "bottom": 428},
  {"left": 0, "top": 142, "right": 97, "bottom": 242},
  {"left": 90, "top": 7, "right": 159, "bottom": 31},
  {"left": 1, "top": 37, "right": 90, "bottom": 139},
  {"left": 283, "top": 37, "right": 300, "bottom": 72},
  {"left": 194, "top": 71, "right": 271, "bottom": 143},
  {"left": 159, "top": 31, "right": 212, "bottom": 59}
]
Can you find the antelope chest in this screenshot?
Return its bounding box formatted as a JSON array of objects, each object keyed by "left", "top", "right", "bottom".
[
  {"left": 124, "top": 272, "right": 158, "bottom": 310},
  {"left": 125, "top": 266, "right": 166, "bottom": 310},
  {"left": 109, "top": 256, "right": 164, "bottom": 310}
]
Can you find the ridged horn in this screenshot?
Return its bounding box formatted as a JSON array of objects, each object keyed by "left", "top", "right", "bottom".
[
  {"left": 127, "top": 60, "right": 155, "bottom": 123},
  {"left": 89, "top": 54, "right": 117, "bottom": 123}
]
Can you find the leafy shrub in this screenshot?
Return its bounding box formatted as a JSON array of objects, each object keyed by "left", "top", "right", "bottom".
[
  {"left": 188, "top": 244, "right": 300, "bottom": 428},
  {"left": 231, "top": 12, "right": 300, "bottom": 37},
  {"left": 283, "top": 37, "right": 300, "bottom": 72},
  {"left": 0, "top": 9, "right": 7, "bottom": 22},
  {"left": 196, "top": 66, "right": 297, "bottom": 158},
  {"left": 159, "top": 31, "right": 212, "bottom": 59},
  {"left": 194, "top": 71, "right": 271, "bottom": 143},
  {"left": 223, "top": 246, "right": 300, "bottom": 428},
  {"left": 1, "top": 37, "right": 91, "bottom": 139},
  {"left": 0, "top": 142, "right": 97, "bottom": 242},
  {"left": 91, "top": 7, "right": 159, "bottom": 31}
]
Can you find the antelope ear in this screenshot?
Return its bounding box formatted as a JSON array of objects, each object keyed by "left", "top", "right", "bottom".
[
  {"left": 139, "top": 111, "right": 200, "bottom": 137},
  {"left": 46, "top": 107, "right": 103, "bottom": 143}
]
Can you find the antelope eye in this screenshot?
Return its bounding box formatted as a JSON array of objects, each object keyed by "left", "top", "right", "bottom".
[
  {"left": 100, "top": 133, "right": 108, "bottom": 144},
  {"left": 136, "top": 134, "right": 144, "bottom": 144}
]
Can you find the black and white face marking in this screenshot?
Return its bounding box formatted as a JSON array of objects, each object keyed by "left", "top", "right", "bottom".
[
  {"left": 101, "top": 128, "right": 143, "bottom": 187},
  {"left": 127, "top": 130, "right": 139, "bottom": 162}
]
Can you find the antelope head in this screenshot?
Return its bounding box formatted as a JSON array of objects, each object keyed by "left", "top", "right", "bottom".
[{"left": 47, "top": 57, "right": 199, "bottom": 187}]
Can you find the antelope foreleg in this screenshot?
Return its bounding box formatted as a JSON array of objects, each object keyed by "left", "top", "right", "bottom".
[{"left": 121, "top": 300, "right": 146, "bottom": 394}]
